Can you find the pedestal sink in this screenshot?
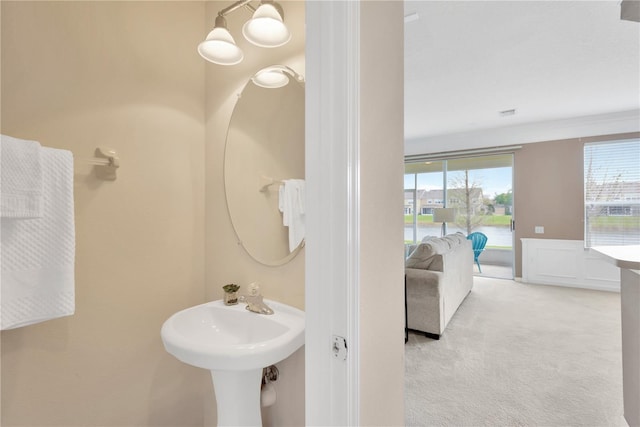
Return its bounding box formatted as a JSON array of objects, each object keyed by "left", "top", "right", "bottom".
[{"left": 161, "top": 299, "right": 305, "bottom": 426}]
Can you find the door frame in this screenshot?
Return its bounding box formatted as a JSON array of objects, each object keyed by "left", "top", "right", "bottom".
[{"left": 305, "top": 1, "right": 361, "bottom": 425}]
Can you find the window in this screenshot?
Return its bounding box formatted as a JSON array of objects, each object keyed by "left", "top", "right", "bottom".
[{"left": 584, "top": 139, "right": 640, "bottom": 247}]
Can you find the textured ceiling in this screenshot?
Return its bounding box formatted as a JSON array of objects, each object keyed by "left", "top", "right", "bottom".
[{"left": 404, "top": 1, "right": 640, "bottom": 141}]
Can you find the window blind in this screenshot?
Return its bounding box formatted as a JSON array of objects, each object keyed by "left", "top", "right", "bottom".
[{"left": 584, "top": 138, "right": 640, "bottom": 247}]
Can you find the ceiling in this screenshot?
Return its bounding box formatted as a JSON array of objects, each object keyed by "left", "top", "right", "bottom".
[{"left": 404, "top": 1, "right": 640, "bottom": 142}]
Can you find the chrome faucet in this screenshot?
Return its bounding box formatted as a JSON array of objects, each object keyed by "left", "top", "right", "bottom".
[{"left": 241, "top": 283, "right": 274, "bottom": 315}]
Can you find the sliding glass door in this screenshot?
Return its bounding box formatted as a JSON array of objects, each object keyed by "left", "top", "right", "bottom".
[{"left": 405, "top": 154, "right": 514, "bottom": 279}]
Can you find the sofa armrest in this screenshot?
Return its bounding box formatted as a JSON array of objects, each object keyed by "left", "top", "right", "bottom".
[
  {"left": 405, "top": 268, "right": 443, "bottom": 296},
  {"left": 405, "top": 268, "right": 444, "bottom": 335}
]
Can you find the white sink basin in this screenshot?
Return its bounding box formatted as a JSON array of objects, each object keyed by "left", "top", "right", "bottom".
[
  {"left": 161, "top": 299, "right": 305, "bottom": 371},
  {"left": 161, "top": 299, "right": 305, "bottom": 426}
]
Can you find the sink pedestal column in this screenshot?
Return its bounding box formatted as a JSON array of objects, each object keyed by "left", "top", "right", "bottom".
[{"left": 210, "top": 368, "right": 263, "bottom": 426}]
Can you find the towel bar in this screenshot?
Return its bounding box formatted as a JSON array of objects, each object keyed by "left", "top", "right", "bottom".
[
  {"left": 259, "top": 175, "right": 283, "bottom": 192},
  {"left": 81, "top": 147, "right": 119, "bottom": 180}
]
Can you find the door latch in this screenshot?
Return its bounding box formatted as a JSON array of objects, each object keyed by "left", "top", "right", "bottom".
[{"left": 332, "top": 335, "right": 348, "bottom": 361}]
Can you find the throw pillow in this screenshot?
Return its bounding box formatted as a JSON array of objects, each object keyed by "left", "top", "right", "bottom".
[
  {"left": 405, "top": 238, "right": 451, "bottom": 269},
  {"left": 405, "top": 243, "right": 436, "bottom": 269}
]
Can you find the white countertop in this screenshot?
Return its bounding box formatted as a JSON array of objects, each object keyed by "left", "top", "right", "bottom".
[{"left": 591, "top": 245, "right": 640, "bottom": 270}]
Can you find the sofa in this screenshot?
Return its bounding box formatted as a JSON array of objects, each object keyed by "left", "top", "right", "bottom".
[{"left": 405, "top": 233, "right": 474, "bottom": 339}]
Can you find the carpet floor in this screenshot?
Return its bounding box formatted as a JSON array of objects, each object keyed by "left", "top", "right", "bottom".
[{"left": 405, "top": 277, "right": 625, "bottom": 427}]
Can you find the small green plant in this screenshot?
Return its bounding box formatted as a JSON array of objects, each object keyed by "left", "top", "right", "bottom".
[{"left": 223, "top": 284, "right": 240, "bottom": 293}]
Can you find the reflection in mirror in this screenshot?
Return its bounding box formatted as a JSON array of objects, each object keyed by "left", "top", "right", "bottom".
[
  {"left": 252, "top": 65, "right": 304, "bottom": 89},
  {"left": 224, "top": 65, "right": 305, "bottom": 266}
]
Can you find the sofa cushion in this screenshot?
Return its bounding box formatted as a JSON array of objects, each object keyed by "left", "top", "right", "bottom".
[
  {"left": 405, "top": 244, "right": 435, "bottom": 269},
  {"left": 405, "top": 233, "right": 468, "bottom": 269},
  {"left": 442, "top": 232, "right": 467, "bottom": 247},
  {"left": 406, "top": 239, "right": 450, "bottom": 269}
]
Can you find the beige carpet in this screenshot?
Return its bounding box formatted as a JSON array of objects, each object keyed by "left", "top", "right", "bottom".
[{"left": 405, "top": 277, "right": 625, "bottom": 427}]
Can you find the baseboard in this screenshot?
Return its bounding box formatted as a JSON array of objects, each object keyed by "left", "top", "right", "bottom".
[{"left": 525, "top": 278, "right": 620, "bottom": 293}]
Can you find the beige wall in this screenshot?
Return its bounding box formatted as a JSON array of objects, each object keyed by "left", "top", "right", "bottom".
[
  {"left": 2, "top": 1, "right": 307, "bottom": 425},
  {"left": 513, "top": 132, "right": 640, "bottom": 276},
  {"left": 359, "top": 1, "right": 405, "bottom": 425},
  {"left": 1, "top": 2, "right": 207, "bottom": 426},
  {"left": 513, "top": 138, "right": 584, "bottom": 276},
  {"left": 203, "top": 1, "right": 305, "bottom": 425}
]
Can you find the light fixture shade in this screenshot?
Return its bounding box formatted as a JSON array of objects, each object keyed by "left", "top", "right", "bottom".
[
  {"left": 242, "top": 2, "right": 291, "bottom": 48},
  {"left": 433, "top": 208, "right": 455, "bottom": 223},
  {"left": 251, "top": 65, "right": 304, "bottom": 89},
  {"left": 252, "top": 68, "right": 289, "bottom": 89},
  {"left": 198, "top": 17, "right": 244, "bottom": 65}
]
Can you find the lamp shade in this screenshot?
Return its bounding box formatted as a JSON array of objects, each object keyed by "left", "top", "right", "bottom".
[
  {"left": 242, "top": 2, "right": 291, "bottom": 48},
  {"left": 198, "top": 16, "right": 244, "bottom": 65},
  {"left": 433, "top": 208, "right": 455, "bottom": 223}
]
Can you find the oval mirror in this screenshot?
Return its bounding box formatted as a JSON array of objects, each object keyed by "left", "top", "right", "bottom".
[{"left": 224, "top": 65, "right": 305, "bottom": 266}]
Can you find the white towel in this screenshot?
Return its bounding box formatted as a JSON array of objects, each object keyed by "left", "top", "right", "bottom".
[
  {"left": 1, "top": 147, "right": 75, "bottom": 330},
  {"left": 1, "top": 134, "right": 44, "bottom": 218},
  {"left": 278, "top": 179, "right": 305, "bottom": 252}
]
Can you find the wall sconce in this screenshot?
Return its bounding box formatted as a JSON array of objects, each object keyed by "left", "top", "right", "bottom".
[
  {"left": 433, "top": 208, "right": 455, "bottom": 237},
  {"left": 198, "top": 0, "right": 291, "bottom": 65}
]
